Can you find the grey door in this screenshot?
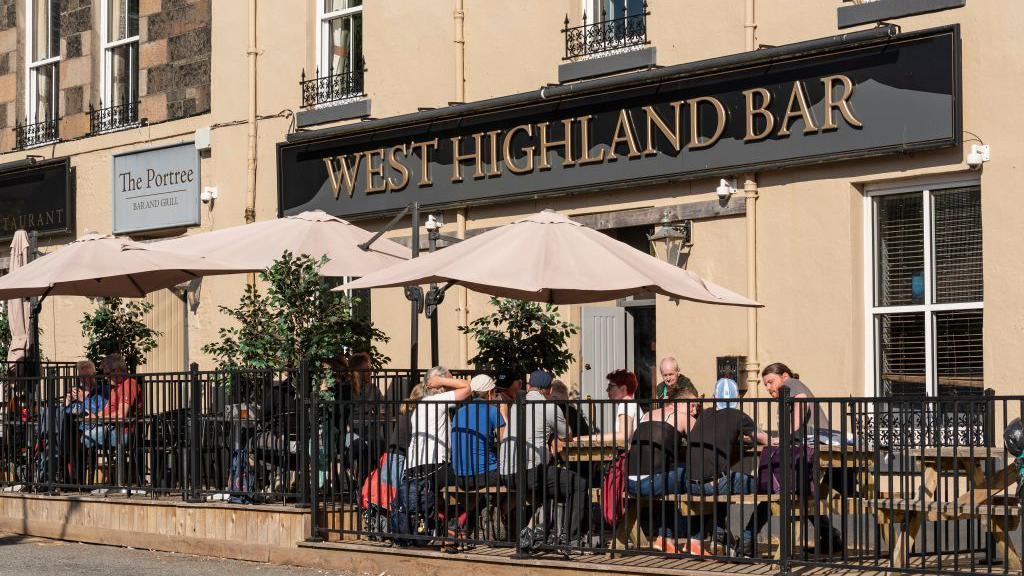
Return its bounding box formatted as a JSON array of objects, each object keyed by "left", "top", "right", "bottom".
[{"left": 581, "top": 306, "right": 626, "bottom": 434}]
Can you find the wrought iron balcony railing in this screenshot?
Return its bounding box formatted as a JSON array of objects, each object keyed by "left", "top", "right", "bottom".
[
  {"left": 300, "top": 67, "right": 365, "bottom": 108},
  {"left": 89, "top": 101, "right": 140, "bottom": 135},
  {"left": 13, "top": 118, "right": 59, "bottom": 150},
  {"left": 563, "top": 1, "right": 650, "bottom": 61}
]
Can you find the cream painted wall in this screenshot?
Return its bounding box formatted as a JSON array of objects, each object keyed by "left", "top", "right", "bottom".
[{"left": 0, "top": 0, "right": 1017, "bottom": 402}]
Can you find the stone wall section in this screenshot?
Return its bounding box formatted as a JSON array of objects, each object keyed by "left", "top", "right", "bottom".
[
  {"left": 0, "top": 0, "right": 17, "bottom": 150},
  {"left": 139, "top": 0, "right": 211, "bottom": 124},
  {"left": 58, "top": 0, "right": 93, "bottom": 140}
]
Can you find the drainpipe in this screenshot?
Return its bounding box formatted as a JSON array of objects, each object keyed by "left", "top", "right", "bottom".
[
  {"left": 457, "top": 210, "right": 468, "bottom": 367},
  {"left": 244, "top": 0, "right": 259, "bottom": 285},
  {"left": 454, "top": 0, "right": 466, "bottom": 103},
  {"left": 744, "top": 1, "right": 760, "bottom": 396},
  {"left": 454, "top": 1, "right": 469, "bottom": 368}
]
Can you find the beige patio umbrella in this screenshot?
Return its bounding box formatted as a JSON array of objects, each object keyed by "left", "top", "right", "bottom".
[
  {"left": 5, "top": 230, "right": 31, "bottom": 362},
  {"left": 340, "top": 210, "right": 760, "bottom": 306},
  {"left": 154, "top": 210, "right": 410, "bottom": 277},
  {"left": 0, "top": 233, "right": 248, "bottom": 300}
]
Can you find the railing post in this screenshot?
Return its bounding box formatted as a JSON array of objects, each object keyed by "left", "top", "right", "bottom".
[
  {"left": 513, "top": 389, "right": 528, "bottom": 557},
  {"left": 44, "top": 366, "right": 56, "bottom": 494},
  {"left": 187, "top": 362, "right": 202, "bottom": 503},
  {"left": 983, "top": 388, "right": 995, "bottom": 447},
  {"left": 297, "top": 360, "right": 310, "bottom": 507},
  {"left": 307, "top": 358, "right": 322, "bottom": 541},
  {"left": 778, "top": 386, "right": 792, "bottom": 576}
]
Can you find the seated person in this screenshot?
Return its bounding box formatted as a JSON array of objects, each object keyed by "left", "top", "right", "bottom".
[
  {"left": 577, "top": 369, "right": 643, "bottom": 447},
  {"left": 549, "top": 380, "right": 591, "bottom": 438},
  {"left": 65, "top": 360, "right": 107, "bottom": 417},
  {"left": 451, "top": 374, "right": 507, "bottom": 489},
  {"left": 625, "top": 380, "right": 702, "bottom": 554},
  {"left": 500, "top": 370, "right": 588, "bottom": 549},
  {"left": 683, "top": 379, "right": 769, "bottom": 552},
  {"left": 81, "top": 354, "right": 140, "bottom": 449}
]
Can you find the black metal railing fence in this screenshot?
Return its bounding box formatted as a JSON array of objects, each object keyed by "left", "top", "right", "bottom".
[{"left": 2, "top": 362, "right": 1022, "bottom": 576}]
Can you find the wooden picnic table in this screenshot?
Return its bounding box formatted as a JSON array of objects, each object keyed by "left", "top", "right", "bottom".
[{"left": 870, "top": 447, "right": 1021, "bottom": 570}]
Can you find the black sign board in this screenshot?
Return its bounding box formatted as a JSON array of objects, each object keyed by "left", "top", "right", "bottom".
[
  {"left": 279, "top": 26, "right": 960, "bottom": 220},
  {"left": 0, "top": 158, "right": 73, "bottom": 240}
]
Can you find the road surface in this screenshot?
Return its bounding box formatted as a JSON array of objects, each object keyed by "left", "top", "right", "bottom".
[{"left": 0, "top": 533, "right": 359, "bottom": 576}]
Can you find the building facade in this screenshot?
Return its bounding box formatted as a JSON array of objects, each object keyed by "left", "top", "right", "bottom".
[{"left": 0, "top": 1, "right": 1015, "bottom": 404}]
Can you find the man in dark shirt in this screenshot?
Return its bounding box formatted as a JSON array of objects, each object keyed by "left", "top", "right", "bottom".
[{"left": 684, "top": 404, "right": 769, "bottom": 553}]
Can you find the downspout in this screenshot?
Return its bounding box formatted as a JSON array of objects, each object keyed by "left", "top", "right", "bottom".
[
  {"left": 744, "top": 0, "right": 761, "bottom": 396},
  {"left": 245, "top": 0, "right": 259, "bottom": 285},
  {"left": 455, "top": 0, "right": 470, "bottom": 368}
]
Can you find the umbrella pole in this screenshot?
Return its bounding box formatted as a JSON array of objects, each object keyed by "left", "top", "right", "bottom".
[
  {"left": 408, "top": 203, "right": 420, "bottom": 374},
  {"left": 27, "top": 231, "right": 40, "bottom": 378}
]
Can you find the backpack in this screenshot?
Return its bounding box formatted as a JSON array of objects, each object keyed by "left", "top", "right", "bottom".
[{"left": 601, "top": 451, "right": 627, "bottom": 525}]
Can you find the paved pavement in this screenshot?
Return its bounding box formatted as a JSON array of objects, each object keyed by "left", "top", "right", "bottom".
[{"left": 0, "top": 533, "right": 360, "bottom": 576}]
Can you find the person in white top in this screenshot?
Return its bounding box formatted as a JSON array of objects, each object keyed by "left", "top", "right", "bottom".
[
  {"left": 576, "top": 369, "right": 643, "bottom": 447},
  {"left": 396, "top": 366, "right": 473, "bottom": 543}
]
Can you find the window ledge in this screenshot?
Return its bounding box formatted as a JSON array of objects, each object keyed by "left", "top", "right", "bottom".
[
  {"left": 558, "top": 46, "right": 656, "bottom": 83},
  {"left": 296, "top": 98, "right": 371, "bottom": 128}
]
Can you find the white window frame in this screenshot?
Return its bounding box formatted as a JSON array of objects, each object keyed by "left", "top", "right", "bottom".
[
  {"left": 861, "top": 175, "right": 983, "bottom": 398},
  {"left": 99, "top": 0, "right": 140, "bottom": 110},
  {"left": 316, "top": 1, "right": 363, "bottom": 78},
  {"left": 24, "top": 0, "right": 60, "bottom": 125}
]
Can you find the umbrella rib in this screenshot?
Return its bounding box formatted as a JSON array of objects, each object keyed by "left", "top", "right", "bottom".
[{"left": 127, "top": 275, "right": 146, "bottom": 297}]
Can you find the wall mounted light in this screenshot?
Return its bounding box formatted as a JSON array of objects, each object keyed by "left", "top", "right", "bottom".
[{"left": 648, "top": 209, "right": 692, "bottom": 268}]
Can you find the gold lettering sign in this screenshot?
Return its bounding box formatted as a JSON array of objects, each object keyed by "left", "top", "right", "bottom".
[{"left": 317, "top": 76, "right": 867, "bottom": 200}]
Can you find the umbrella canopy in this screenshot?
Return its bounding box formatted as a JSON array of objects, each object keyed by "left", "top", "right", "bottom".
[
  {"left": 0, "top": 233, "right": 248, "bottom": 300},
  {"left": 154, "top": 210, "right": 410, "bottom": 277},
  {"left": 340, "top": 210, "right": 760, "bottom": 307},
  {"left": 6, "top": 230, "right": 31, "bottom": 362}
]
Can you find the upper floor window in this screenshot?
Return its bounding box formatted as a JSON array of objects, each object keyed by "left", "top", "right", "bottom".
[
  {"left": 98, "top": 0, "right": 140, "bottom": 130},
  {"left": 565, "top": 0, "right": 649, "bottom": 61},
  {"left": 303, "top": 0, "right": 363, "bottom": 108},
  {"left": 21, "top": 0, "right": 60, "bottom": 147},
  {"left": 319, "top": 1, "right": 362, "bottom": 78}
]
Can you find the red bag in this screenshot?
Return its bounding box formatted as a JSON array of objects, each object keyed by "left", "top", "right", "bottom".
[
  {"left": 602, "top": 451, "right": 627, "bottom": 525},
  {"left": 360, "top": 453, "right": 396, "bottom": 510}
]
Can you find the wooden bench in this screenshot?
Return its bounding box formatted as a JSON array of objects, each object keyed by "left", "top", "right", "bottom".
[
  {"left": 869, "top": 495, "right": 1021, "bottom": 569},
  {"left": 616, "top": 493, "right": 782, "bottom": 550}
]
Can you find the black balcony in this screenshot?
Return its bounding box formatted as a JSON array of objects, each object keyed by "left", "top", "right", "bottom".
[
  {"left": 13, "top": 118, "right": 59, "bottom": 150},
  {"left": 563, "top": 1, "right": 650, "bottom": 61},
  {"left": 300, "top": 67, "right": 365, "bottom": 108},
  {"left": 89, "top": 101, "right": 140, "bottom": 135}
]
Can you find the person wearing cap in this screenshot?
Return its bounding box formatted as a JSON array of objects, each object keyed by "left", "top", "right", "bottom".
[
  {"left": 684, "top": 379, "right": 769, "bottom": 555},
  {"left": 499, "top": 369, "right": 589, "bottom": 548},
  {"left": 450, "top": 374, "right": 507, "bottom": 489}
]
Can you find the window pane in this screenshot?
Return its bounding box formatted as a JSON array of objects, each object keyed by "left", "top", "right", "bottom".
[
  {"left": 877, "top": 312, "right": 925, "bottom": 397},
  {"left": 324, "top": 0, "right": 361, "bottom": 12},
  {"left": 934, "top": 309, "right": 983, "bottom": 395},
  {"left": 32, "top": 64, "right": 57, "bottom": 122},
  {"left": 108, "top": 0, "right": 140, "bottom": 42},
  {"left": 933, "top": 187, "right": 982, "bottom": 304},
  {"left": 876, "top": 193, "right": 924, "bottom": 306},
  {"left": 32, "top": 0, "right": 59, "bottom": 61},
  {"left": 109, "top": 43, "right": 138, "bottom": 106},
  {"left": 592, "top": 0, "right": 644, "bottom": 20},
  {"left": 326, "top": 13, "right": 361, "bottom": 76}
]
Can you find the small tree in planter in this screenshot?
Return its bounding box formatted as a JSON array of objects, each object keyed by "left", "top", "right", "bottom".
[
  {"left": 202, "top": 252, "right": 390, "bottom": 397},
  {"left": 459, "top": 297, "right": 578, "bottom": 377},
  {"left": 0, "top": 309, "right": 10, "bottom": 361},
  {"left": 81, "top": 298, "right": 160, "bottom": 373}
]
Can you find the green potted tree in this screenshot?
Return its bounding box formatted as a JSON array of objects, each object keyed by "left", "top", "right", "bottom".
[
  {"left": 459, "top": 297, "right": 577, "bottom": 378},
  {"left": 202, "top": 251, "right": 389, "bottom": 398},
  {"left": 81, "top": 298, "right": 160, "bottom": 373}
]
